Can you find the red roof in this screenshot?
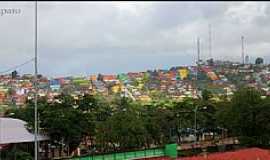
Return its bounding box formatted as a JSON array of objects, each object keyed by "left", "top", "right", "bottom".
[
  {"left": 127, "top": 72, "right": 143, "bottom": 79},
  {"left": 180, "top": 148, "right": 270, "bottom": 160},
  {"left": 122, "top": 148, "right": 270, "bottom": 160},
  {"left": 201, "top": 66, "right": 212, "bottom": 73},
  {"left": 102, "top": 75, "right": 117, "bottom": 81},
  {"left": 136, "top": 157, "right": 170, "bottom": 160}
]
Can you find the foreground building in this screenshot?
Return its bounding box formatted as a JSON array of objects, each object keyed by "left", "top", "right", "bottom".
[{"left": 0, "top": 118, "right": 49, "bottom": 159}]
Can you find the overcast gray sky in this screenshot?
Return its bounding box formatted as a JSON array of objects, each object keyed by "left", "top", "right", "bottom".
[{"left": 0, "top": 1, "right": 270, "bottom": 77}]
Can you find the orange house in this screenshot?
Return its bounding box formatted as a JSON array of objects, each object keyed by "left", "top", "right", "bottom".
[
  {"left": 89, "top": 75, "right": 97, "bottom": 81},
  {"left": 0, "top": 91, "right": 6, "bottom": 104}
]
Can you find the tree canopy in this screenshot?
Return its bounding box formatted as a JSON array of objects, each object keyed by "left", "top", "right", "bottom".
[{"left": 5, "top": 87, "right": 270, "bottom": 158}]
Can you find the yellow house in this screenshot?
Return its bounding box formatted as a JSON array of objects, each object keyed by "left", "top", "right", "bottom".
[
  {"left": 138, "top": 95, "right": 152, "bottom": 102},
  {"left": 138, "top": 83, "right": 144, "bottom": 89},
  {"left": 178, "top": 68, "right": 189, "bottom": 80},
  {"left": 111, "top": 84, "right": 123, "bottom": 93}
]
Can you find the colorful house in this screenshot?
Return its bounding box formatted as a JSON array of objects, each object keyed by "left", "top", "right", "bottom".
[
  {"left": 89, "top": 75, "right": 97, "bottom": 81},
  {"left": 207, "top": 72, "right": 219, "bottom": 81},
  {"left": 137, "top": 95, "right": 152, "bottom": 102},
  {"left": 49, "top": 79, "right": 61, "bottom": 91},
  {"left": 178, "top": 68, "right": 189, "bottom": 80},
  {"left": 111, "top": 83, "right": 123, "bottom": 93},
  {"left": 101, "top": 75, "right": 117, "bottom": 82},
  {"left": 0, "top": 91, "right": 6, "bottom": 104}
]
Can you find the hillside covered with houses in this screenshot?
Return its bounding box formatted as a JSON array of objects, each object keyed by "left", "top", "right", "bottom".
[{"left": 0, "top": 59, "right": 270, "bottom": 113}]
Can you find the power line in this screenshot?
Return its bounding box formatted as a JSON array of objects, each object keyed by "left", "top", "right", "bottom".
[{"left": 0, "top": 58, "right": 35, "bottom": 74}]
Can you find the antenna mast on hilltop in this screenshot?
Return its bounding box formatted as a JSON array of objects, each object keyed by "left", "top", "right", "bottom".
[
  {"left": 193, "top": 37, "right": 200, "bottom": 98},
  {"left": 241, "top": 36, "right": 245, "bottom": 64},
  {"left": 208, "top": 24, "right": 212, "bottom": 59},
  {"left": 197, "top": 37, "right": 200, "bottom": 63},
  {"left": 196, "top": 37, "right": 200, "bottom": 82}
]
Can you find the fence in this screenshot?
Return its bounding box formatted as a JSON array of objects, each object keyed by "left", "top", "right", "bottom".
[{"left": 70, "top": 144, "right": 177, "bottom": 160}]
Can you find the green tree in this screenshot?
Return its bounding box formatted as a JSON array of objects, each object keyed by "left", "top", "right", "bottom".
[
  {"left": 140, "top": 103, "right": 176, "bottom": 147},
  {"left": 6, "top": 149, "right": 33, "bottom": 160},
  {"left": 201, "top": 89, "right": 213, "bottom": 101},
  {"left": 217, "top": 87, "right": 270, "bottom": 146},
  {"left": 255, "top": 57, "right": 264, "bottom": 65},
  {"left": 41, "top": 96, "right": 87, "bottom": 155},
  {"left": 95, "top": 96, "right": 146, "bottom": 152}
]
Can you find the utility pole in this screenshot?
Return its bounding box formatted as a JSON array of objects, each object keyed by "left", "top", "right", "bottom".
[
  {"left": 0, "top": 118, "right": 1, "bottom": 159},
  {"left": 194, "top": 105, "right": 198, "bottom": 144},
  {"left": 241, "top": 36, "right": 245, "bottom": 64},
  {"left": 34, "top": 1, "right": 38, "bottom": 160}
]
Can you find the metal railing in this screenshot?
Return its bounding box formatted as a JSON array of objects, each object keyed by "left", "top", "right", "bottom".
[{"left": 70, "top": 148, "right": 165, "bottom": 160}]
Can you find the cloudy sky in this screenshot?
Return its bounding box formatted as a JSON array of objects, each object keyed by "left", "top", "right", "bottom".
[{"left": 0, "top": 1, "right": 270, "bottom": 77}]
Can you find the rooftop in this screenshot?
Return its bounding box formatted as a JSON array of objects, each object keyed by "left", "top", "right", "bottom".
[{"left": 0, "top": 118, "right": 48, "bottom": 145}]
